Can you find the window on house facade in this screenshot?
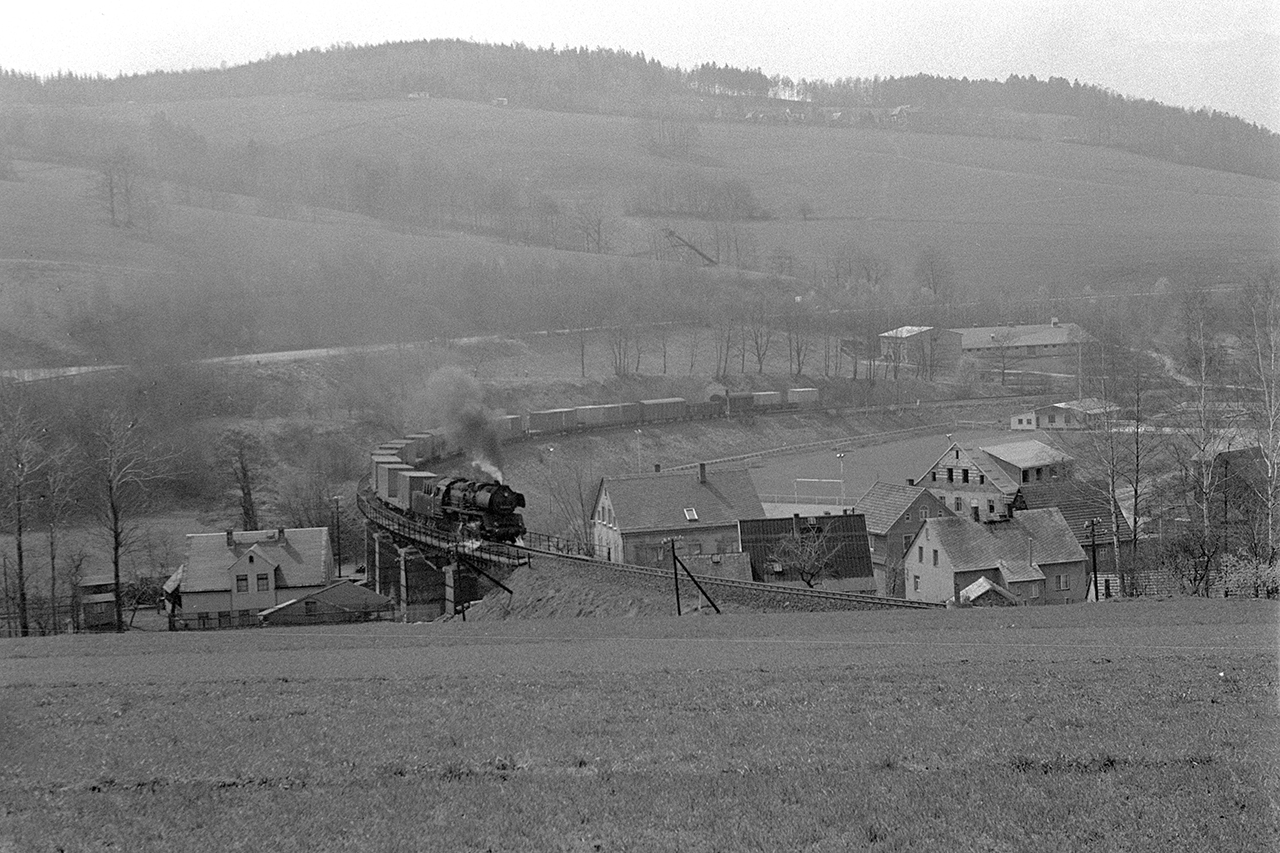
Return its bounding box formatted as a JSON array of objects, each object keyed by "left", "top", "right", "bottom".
[
  {"left": 304, "top": 600, "right": 318, "bottom": 615},
  {"left": 1022, "top": 470, "right": 1030, "bottom": 483},
  {"left": 947, "top": 468, "right": 954, "bottom": 482},
  {"left": 903, "top": 534, "right": 913, "bottom": 553},
  {"left": 962, "top": 469, "right": 969, "bottom": 483},
  {"left": 1056, "top": 574, "right": 1070, "bottom": 591},
  {"left": 1030, "top": 582, "right": 1041, "bottom": 599},
  {"left": 932, "top": 549, "right": 939, "bottom": 566},
  {"left": 257, "top": 573, "right": 269, "bottom": 592},
  {"left": 954, "top": 497, "right": 963, "bottom": 511},
  {"left": 1035, "top": 467, "right": 1043, "bottom": 480},
  {"left": 979, "top": 474, "right": 985, "bottom": 484},
  {"left": 1048, "top": 414, "right": 1056, "bottom": 424},
  {"left": 918, "top": 546, "right": 924, "bottom": 563},
  {"left": 235, "top": 574, "right": 248, "bottom": 593},
  {"left": 931, "top": 471, "right": 937, "bottom": 482},
  {"left": 913, "top": 575, "right": 920, "bottom": 592}
]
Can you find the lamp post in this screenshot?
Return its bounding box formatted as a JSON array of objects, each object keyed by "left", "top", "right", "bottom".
[
  {"left": 835, "top": 452, "right": 846, "bottom": 504},
  {"left": 331, "top": 495, "right": 342, "bottom": 577}
]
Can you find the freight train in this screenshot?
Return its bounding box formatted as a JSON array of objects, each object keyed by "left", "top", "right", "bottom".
[
  {"left": 365, "top": 387, "right": 822, "bottom": 542},
  {"left": 368, "top": 434, "right": 527, "bottom": 543}
]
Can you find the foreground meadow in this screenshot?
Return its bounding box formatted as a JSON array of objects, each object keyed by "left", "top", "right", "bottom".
[{"left": 2, "top": 600, "right": 1277, "bottom": 852}]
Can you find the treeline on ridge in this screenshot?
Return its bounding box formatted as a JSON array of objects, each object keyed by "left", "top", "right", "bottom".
[{"left": 0, "top": 40, "right": 1276, "bottom": 180}]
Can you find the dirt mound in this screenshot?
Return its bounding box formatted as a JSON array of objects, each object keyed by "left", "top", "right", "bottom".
[{"left": 460, "top": 559, "right": 741, "bottom": 620}]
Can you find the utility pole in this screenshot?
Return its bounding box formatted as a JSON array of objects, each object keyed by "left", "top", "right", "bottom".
[
  {"left": 331, "top": 495, "right": 343, "bottom": 577},
  {"left": 1088, "top": 517, "right": 1101, "bottom": 601},
  {"left": 670, "top": 537, "right": 681, "bottom": 616}
]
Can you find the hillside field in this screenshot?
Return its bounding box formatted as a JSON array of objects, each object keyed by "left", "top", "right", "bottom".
[
  {"left": 1, "top": 93, "right": 1277, "bottom": 362},
  {"left": 1, "top": 598, "right": 1276, "bottom": 851}
]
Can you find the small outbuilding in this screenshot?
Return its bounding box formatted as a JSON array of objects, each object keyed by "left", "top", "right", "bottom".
[
  {"left": 259, "top": 580, "right": 395, "bottom": 626},
  {"left": 78, "top": 574, "right": 118, "bottom": 632}
]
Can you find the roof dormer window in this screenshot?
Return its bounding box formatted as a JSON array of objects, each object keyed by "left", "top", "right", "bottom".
[{"left": 683, "top": 507, "right": 698, "bottom": 521}]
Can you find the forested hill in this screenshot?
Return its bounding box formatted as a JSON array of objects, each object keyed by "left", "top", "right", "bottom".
[{"left": 1, "top": 39, "right": 1277, "bottom": 180}]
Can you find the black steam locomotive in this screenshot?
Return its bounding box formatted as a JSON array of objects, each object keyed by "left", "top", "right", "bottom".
[{"left": 408, "top": 476, "right": 527, "bottom": 544}]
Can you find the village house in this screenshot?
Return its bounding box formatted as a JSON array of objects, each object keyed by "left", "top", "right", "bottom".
[
  {"left": 592, "top": 464, "right": 765, "bottom": 567},
  {"left": 904, "top": 507, "right": 1087, "bottom": 605},
  {"left": 913, "top": 439, "right": 1076, "bottom": 524},
  {"left": 853, "top": 481, "right": 953, "bottom": 595},
  {"left": 172, "top": 527, "right": 334, "bottom": 629},
  {"left": 1016, "top": 480, "right": 1133, "bottom": 599},
  {"left": 1011, "top": 398, "right": 1120, "bottom": 430}
]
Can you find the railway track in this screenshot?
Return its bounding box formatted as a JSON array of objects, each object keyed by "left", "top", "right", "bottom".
[{"left": 357, "top": 491, "right": 943, "bottom": 612}]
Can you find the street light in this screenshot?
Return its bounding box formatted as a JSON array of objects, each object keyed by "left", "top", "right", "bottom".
[
  {"left": 835, "top": 452, "right": 846, "bottom": 503},
  {"left": 331, "top": 495, "right": 343, "bottom": 577}
]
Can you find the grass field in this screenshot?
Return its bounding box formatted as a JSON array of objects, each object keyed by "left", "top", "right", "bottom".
[{"left": 2, "top": 599, "right": 1276, "bottom": 851}]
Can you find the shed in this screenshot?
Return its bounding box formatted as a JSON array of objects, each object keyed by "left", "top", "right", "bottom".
[{"left": 259, "top": 580, "right": 395, "bottom": 626}]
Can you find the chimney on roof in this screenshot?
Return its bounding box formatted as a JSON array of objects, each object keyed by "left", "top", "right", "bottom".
[
  {"left": 654, "top": 463, "right": 661, "bottom": 473},
  {"left": 277, "top": 527, "right": 286, "bottom": 541},
  {"left": 1051, "top": 317, "right": 1060, "bottom": 327},
  {"left": 225, "top": 529, "right": 235, "bottom": 547},
  {"left": 907, "top": 478, "right": 915, "bottom": 486},
  {"left": 698, "top": 462, "right": 707, "bottom": 484}
]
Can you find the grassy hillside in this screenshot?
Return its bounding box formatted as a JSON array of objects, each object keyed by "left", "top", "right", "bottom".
[{"left": 0, "top": 92, "right": 1276, "bottom": 364}]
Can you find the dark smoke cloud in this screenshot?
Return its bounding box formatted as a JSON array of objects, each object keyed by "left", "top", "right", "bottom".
[{"left": 423, "top": 367, "right": 504, "bottom": 479}]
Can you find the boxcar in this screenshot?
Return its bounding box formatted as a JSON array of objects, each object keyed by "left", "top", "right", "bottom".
[
  {"left": 527, "top": 408, "right": 576, "bottom": 434},
  {"left": 640, "top": 397, "right": 688, "bottom": 423}
]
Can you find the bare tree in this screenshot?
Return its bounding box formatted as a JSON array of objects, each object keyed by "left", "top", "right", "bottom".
[
  {"left": 573, "top": 199, "right": 611, "bottom": 254},
  {"left": 1240, "top": 264, "right": 1280, "bottom": 575},
  {"left": 914, "top": 245, "right": 955, "bottom": 300},
  {"left": 0, "top": 393, "right": 46, "bottom": 636},
  {"left": 768, "top": 521, "right": 840, "bottom": 588},
  {"left": 218, "top": 427, "right": 267, "bottom": 531},
  {"left": 37, "top": 443, "right": 79, "bottom": 634},
  {"left": 85, "top": 412, "right": 176, "bottom": 631}
]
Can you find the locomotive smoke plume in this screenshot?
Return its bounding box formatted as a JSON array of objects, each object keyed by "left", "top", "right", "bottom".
[{"left": 422, "top": 367, "right": 504, "bottom": 481}]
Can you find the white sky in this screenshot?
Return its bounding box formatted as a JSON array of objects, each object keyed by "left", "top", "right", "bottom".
[{"left": 5, "top": 0, "right": 1279, "bottom": 129}]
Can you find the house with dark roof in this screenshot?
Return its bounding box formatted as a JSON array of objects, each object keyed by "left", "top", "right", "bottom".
[
  {"left": 592, "top": 463, "right": 765, "bottom": 567},
  {"left": 1016, "top": 480, "right": 1133, "bottom": 599},
  {"left": 853, "top": 482, "right": 953, "bottom": 595},
  {"left": 173, "top": 528, "right": 334, "bottom": 629},
  {"left": 904, "top": 507, "right": 1087, "bottom": 605}
]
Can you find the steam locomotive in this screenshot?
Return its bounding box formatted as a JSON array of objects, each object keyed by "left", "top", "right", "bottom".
[
  {"left": 408, "top": 476, "right": 527, "bottom": 543},
  {"left": 368, "top": 435, "right": 528, "bottom": 543}
]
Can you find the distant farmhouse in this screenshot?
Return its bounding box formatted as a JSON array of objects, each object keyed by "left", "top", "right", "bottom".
[
  {"left": 877, "top": 326, "right": 962, "bottom": 380},
  {"left": 905, "top": 506, "right": 1087, "bottom": 605},
  {"left": 957, "top": 319, "right": 1095, "bottom": 360},
  {"left": 1012, "top": 398, "right": 1119, "bottom": 430},
  {"left": 170, "top": 528, "right": 334, "bottom": 630},
  {"left": 912, "top": 438, "right": 1073, "bottom": 521},
  {"left": 592, "top": 464, "right": 765, "bottom": 567}
]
